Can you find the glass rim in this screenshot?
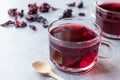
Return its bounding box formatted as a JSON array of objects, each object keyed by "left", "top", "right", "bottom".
[
  {"left": 48, "top": 18, "right": 101, "bottom": 44},
  {"left": 96, "top": 1, "right": 120, "bottom": 15}
]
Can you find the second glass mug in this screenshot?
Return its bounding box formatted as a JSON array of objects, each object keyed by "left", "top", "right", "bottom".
[
  {"left": 94, "top": 0, "right": 120, "bottom": 39},
  {"left": 48, "top": 18, "right": 113, "bottom": 74}
]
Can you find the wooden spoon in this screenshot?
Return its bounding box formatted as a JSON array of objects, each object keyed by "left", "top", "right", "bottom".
[{"left": 32, "top": 61, "right": 64, "bottom": 80}]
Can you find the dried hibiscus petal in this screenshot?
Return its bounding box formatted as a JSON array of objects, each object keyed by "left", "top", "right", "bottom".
[
  {"left": 67, "top": 2, "right": 76, "bottom": 7},
  {"left": 78, "top": 1, "right": 84, "bottom": 8},
  {"left": 20, "top": 10, "right": 24, "bottom": 17},
  {"left": 51, "top": 7, "right": 59, "bottom": 11},
  {"left": 25, "top": 14, "right": 38, "bottom": 21},
  {"left": 28, "top": 9, "right": 38, "bottom": 15},
  {"left": 78, "top": 12, "right": 85, "bottom": 16},
  {"left": 15, "top": 21, "right": 27, "bottom": 28},
  {"left": 8, "top": 8, "right": 24, "bottom": 17},
  {"left": 39, "top": 3, "right": 51, "bottom": 12},
  {"left": 28, "top": 3, "right": 38, "bottom": 10},
  {"left": 43, "top": 24, "right": 49, "bottom": 28},
  {"left": 8, "top": 8, "right": 17, "bottom": 17},
  {"left": 0, "top": 20, "right": 14, "bottom": 27},
  {"left": 29, "top": 25, "right": 37, "bottom": 31},
  {"left": 60, "top": 9, "right": 73, "bottom": 19},
  {"left": 36, "top": 16, "right": 49, "bottom": 28},
  {"left": 36, "top": 16, "right": 48, "bottom": 24},
  {"left": 28, "top": 3, "right": 38, "bottom": 15}
]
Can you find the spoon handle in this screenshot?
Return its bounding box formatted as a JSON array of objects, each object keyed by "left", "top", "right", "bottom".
[{"left": 49, "top": 71, "right": 65, "bottom": 80}]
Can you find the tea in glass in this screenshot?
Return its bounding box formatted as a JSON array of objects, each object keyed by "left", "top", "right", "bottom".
[
  {"left": 48, "top": 18, "right": 112, "bottom": 74},
  {"left": 96, "top": 0, "right": 120, "bottom": 39}
]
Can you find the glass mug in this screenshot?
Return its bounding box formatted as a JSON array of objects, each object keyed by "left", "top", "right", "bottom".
[
  {"left": 95, "top": 0, "right": 120, "bottom": 39},
  {"left": 48, "top": 18, "right": 113, "bottom": 74}
]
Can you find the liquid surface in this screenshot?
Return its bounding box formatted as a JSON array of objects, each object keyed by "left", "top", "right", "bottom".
[
  {"left": 50, "top": 24, "right": 97, "bottom": 42},
  {"left": 99, "top": 2, "right": 120, "bottom": 12}
]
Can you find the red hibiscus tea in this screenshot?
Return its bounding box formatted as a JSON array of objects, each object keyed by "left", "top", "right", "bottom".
[
  {"left": 96, "top": 1, "right": 120, "bottom": 39},
  {"left": 48, "top": 18, "right": 101, "bottom": 74}
]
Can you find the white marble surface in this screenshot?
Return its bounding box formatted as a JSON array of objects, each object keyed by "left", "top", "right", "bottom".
[{"left": 0, "top": 0, "right": 120, "bottom": 80}]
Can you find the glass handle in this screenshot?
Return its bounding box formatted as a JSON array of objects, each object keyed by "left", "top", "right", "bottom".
[{"left": 98, "top": 40, "right": 113, "bottom": 62}]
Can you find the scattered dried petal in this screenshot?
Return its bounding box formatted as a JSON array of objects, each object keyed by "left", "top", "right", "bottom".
[
  {"left": 28, "top": 3, "right": 38, "bottom": 10},
  {"left": 43, "top": 24, "right": 49, "bottom": 28},
  {"left": 29, "top": 25, "right": 37, "bottom": 31},
  {"left": 28, "top": 9, "right": 38, "bottom": 15},
  {"left": 78, "top": 1, "right": 84, "bottom": 8},
  {"left": 2, "top": 2, "right": 86, "bottom": 31},
  {"left": 51, "top": 7, "right": 59, "bottom": 11},
  {"left": 60, "top": 9, "right": 73, "bottom": 19},
  {"left": 25, "top": 14, "right": 38, "bottom": 21},
  {"left": 8, "top": 8, "right": 24, "bottom": 17},
  {"left": 39, "top": 3, "right": 51, "bottom": 12},
  {"left": 8, "top": 8, "right": 17, "bottom": 17},
  {"left": 0, "top": 20, "right": 14, "bottom": 27},
  {"left": 20, "top": 10, "right": 24, "bottom": 17},
  {"left": 78, "top": 12, "right": 85, "bottom": 16},
  {"left": 67, "top": 2, "right": 76, "bottom": 7},
  {"left": 28, "top": 3, "right": 38, "bottom": 15},
  {"left": 36, "top": 16, "right": 48, "bottom": 24},
  {"left": 15, "top": 21, "right": 27, "bottom": 28}
]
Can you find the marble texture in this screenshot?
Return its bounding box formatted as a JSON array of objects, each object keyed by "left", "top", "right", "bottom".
[{"left": 0, "top": 0, "right": 120, "bottom": 80}]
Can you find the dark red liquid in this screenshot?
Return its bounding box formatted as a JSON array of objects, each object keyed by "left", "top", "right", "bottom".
[
  {"left": 96, "top": 2, "right": 120, "bottom": 35},
  {"left": 49, "top": 24, "right": 100, "bottom": 72}
]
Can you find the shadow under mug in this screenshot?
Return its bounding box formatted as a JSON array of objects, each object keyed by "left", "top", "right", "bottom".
[
  {"left": 48, "top": 18, "right": 113, "bottom": 74},
  {"left": 95, "top": 0, "right": 120, "bottom": 39}
]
